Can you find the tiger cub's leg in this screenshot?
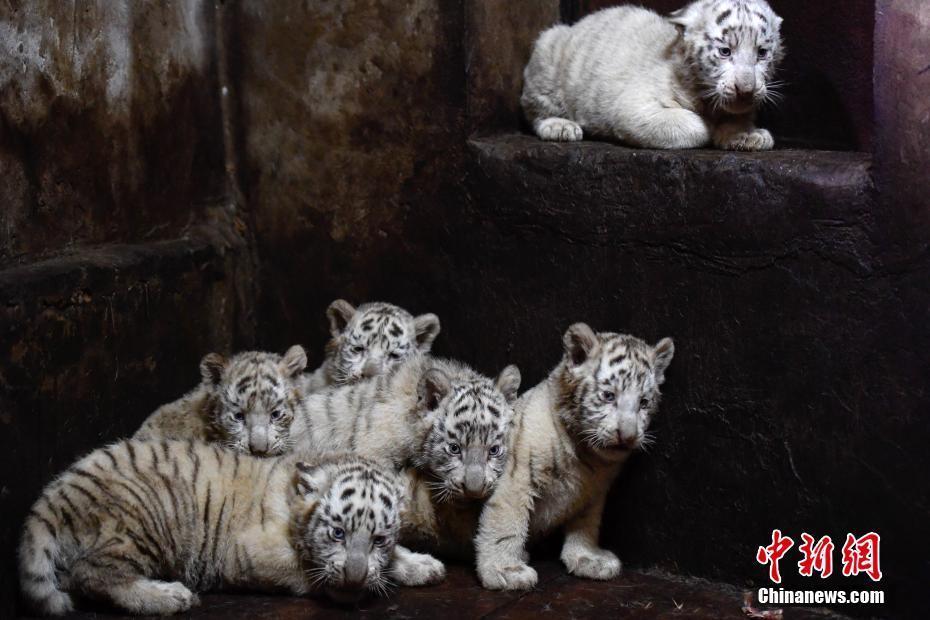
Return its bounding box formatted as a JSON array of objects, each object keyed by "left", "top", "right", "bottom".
[
  {"left": 712, "top": 115, "right": 774, "bottom": 151},
  {"left": 390, "top": 545, "right": 446, "bottom": 586},
  {"left": 534, "top": 117, "right": 584, "bottom": 142},
  {"left": 559, "top": 495, "right": 621, "bottom": 580},
  {"left": 68, "top": 558, "right": 199, "bottom": 615},
  {"left": 475, "top": 474, "right": 537, "bottom": 590}
]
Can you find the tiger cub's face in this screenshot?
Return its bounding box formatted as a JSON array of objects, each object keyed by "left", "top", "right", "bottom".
[
  {"left": 325, "top": 300, "right": 440, "bottom": 386},
  {"left": 293, "top": 459, "right": 405, "bottom": 603},
  {"left": 203, "top": 346, "right": 307, "bottom": 456},
  {"left": 670, "top": 0, "right": 784, "bottom": 115},
  {"left": 416, "top": 364, "right": 521, "bottom": 501},
  {"left": 559, "top": 323, "right": 674, "bottom": 461}
]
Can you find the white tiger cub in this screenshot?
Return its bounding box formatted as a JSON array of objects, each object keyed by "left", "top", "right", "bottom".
[
  {"left": 133, "top": 346, "right": 308, "bottom": 456},
  {"left": 475, "top": 324, "right": 674, "bottom": 590},
  {"left": 302, "top": 300, "right": 441, "bottom": 393},
  {"left": 19, "top": 440, "right": 444, "bottom": 615},
  {"left": 522, "top": 0, "right": 784, "bottom": 150},
  {"left": 292, "top": 352, "right": 521, "bottom": 503}
]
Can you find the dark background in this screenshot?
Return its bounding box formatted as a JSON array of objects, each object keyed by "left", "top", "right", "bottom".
[{"left": 1, "top": 1, "right": 928, "bottom": 617}]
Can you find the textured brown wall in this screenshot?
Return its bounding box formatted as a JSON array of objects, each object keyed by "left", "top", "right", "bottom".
[
  {"left": 870, "top": 8, "right": 930, "bottom": 609},
  {"left": 2, "top": 0, "right": 928, "bottom": 617},
  {"left": 230, "top": 0, "right": 470, "bottom": 358},
  {"left": 569, "top": 0, "right": 874, "bottom": 150},
  {"left": 0, "top": 2, "right": 250, "bottom": 615},
  {"left": 874, "top": 0, "right": 930, "bottom": 240},
  {"left": 466, "top": 0, "right": 561, "bottom": 133},
  {"left": 0, "top": 0, "right": 228, "bottom": 264}
]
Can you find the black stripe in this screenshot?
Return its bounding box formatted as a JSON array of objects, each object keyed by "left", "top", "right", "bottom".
[
  {"left": 199, "top": 483, "right": 212, "bottom": 564},
  {"left": 102, "top": 448, "right": 118, "bottom": 468},
  {"left": 210, "top": 496, "right": 228, "bottom": 566},
  {"left": 21, "top": 570, "right": 50, "bottom": 583},
  {"left": 125, "top": 528, "right": 163, "bottom": 568},
  {"left": 157, "top": 472, "right": 182, "bottom": 559},
  {"left": 78, "top": 474, "right": 164, "bottom": 558},
  {"left": 125, "top": 456, "right": 174, "bottom": 550}
]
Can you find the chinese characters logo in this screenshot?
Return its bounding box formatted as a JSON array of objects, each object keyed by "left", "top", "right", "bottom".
[{"left": 756, "top": 531, "right": 881, "bottom": 583}]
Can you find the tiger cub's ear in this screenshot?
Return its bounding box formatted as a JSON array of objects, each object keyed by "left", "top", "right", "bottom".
[
  {"left": 562, "top": 323, "right": 598, "bottom": 366},
  {"left": 418, "top": 368, "right": 452, "bottom": 412},
  {"left": 413, "top": 313, "right": 441, "bottom": 352},
  {"left": 295, "top": 462, "right": 332, "bottom": 502},
  {"left": 667, "top": 3, "right": 699, "bottom": 35},
  {"left": 280, "top": 345, "right": 308, "bottom": 379},
  {"left": 653, "top": 338, "right": 675, "bottom": 385},
  {"left": 200, "top": 353, "right": 227, "bottom": 387},
  {"left": 495, "top": 365, "right": 521, "bottom": 403},
  {"left": 327, "top": 300, "right": 356, "bottom": 338}
]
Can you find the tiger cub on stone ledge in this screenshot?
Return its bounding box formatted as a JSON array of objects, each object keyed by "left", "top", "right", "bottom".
[{"left": 522, "top": 0, "right": 784, "bottom": 150}]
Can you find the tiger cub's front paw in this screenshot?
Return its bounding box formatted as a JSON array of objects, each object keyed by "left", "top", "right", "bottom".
[
  {"left": 561, "top": 546, "right": 622, "bottom": 580},
  {"left": 535, "top": 117, "right": 584, "bottom": 142},
  {"left": 478, "top": 558, "right": 538, "bottom": 590},
  {"left": 392, "top": 550, "right": 446, "bottom": 586},
  {"left": 716, "top": 127, "right": 774, "bottom": 151}
]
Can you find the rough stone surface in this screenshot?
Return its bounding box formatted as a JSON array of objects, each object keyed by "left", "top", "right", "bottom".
[
  {"left": 0, "top": 3, "right": 251, "bottom": 616},
  {"left": 55, "top": 562, "right": 846, "bottom": 619},
  {"left": 566, "top": 0, "right": 874, "bottom": 150},
  {"left": 874, "top": 0, "right": 930, "bottom": 244},
  {"left": 465, "top": 0, "right": 561, "bottom": 134},
  {"left": 462, "top": 135, "right": 926, "bottom": 617},
  {"left": 2, "top": 1, "right": 928, "bottom": 618},
  {"left": 0, "top": 0, "right": 227, "bottom": 264},
  {"left": 0, "top": 230, "right": 251, "bottom": 616},
  {"left": 229, "top": 0, "right": 469, "bottom": 358}
]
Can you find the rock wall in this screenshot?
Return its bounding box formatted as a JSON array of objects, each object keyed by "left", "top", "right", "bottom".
[
  {"left": 1, "top": 0, "right": 927, "bottom": 617},
  {"left": 229, "top": 0, "right": 468, "bottom": 361},
  {"left": 0, "top": 2, "right": 251, "bottom": 614}
]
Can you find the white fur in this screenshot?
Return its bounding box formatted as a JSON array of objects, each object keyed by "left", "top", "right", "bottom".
[
  {"left": 522, "top": 1, "right": 783, "bottom": 150},
  {"left": 475, "top": 379, "right": 626, "bottom": 589},
  {"left": 390, "top": 545, "right": 447, "bottom": 586},
  {"left": 475, "top": 327, "right": 674, "bottom": 590}
]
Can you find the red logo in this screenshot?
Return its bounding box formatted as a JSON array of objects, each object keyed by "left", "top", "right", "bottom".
[
  {"left": 756, "top": 529, "right": 794, "bottom": 584},
  {"left": 798, "top": 533, "right": 834, "bottom": 578},
  {"left": 757, "top": 531, "right": 881, "bottom": 583},
  {"left": 841, "top": 532, "right": 882, "bottom": 582}
]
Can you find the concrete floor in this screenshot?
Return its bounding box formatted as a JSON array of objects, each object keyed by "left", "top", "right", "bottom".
[{"left": 55, "top": 561, "right": 847, "bottom": 619}]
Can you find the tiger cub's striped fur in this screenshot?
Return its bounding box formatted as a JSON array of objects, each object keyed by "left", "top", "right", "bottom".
[
  {"left": 302, "top": 300, "right": 441, "bottom": 393},
  {"left": 19, "top": 441, "right": 444, "bottom": 615},
  {"left": 522, "top": 0, "right": 783, "bottom": 150},
  {"left": 400, "top": 468, "right": 492, "bottom": 560},
  {"left": 292, "top": 352, "right": 521, "bottom": 503},
  {"left": 134, "top": 346, "right": 308, "bottom": 456},
  {"left": 475, "top": 324, "right": 674, "bottom": 590}
]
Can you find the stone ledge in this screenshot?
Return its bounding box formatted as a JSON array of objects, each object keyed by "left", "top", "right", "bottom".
[
  {"left": 57, "top": 561, "right": 846, "bottom": 619},
  {"left": 0, "top": 229, "right": 255, "bottom": 618},
  {"left": 0, "top": 229, "right": 240, "bottom": 303},
  {"left": 467, "top": 134, "right": 875, "bottom": 276}
]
